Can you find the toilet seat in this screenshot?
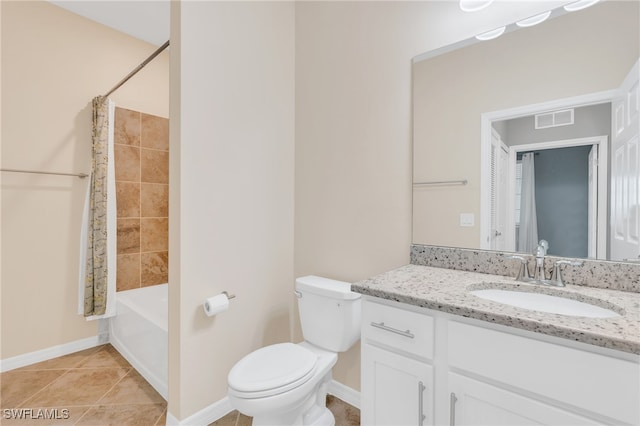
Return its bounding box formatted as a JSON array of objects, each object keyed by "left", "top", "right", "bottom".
[{"left": 228, "top": 343, "right": 318, "bottom": 399}]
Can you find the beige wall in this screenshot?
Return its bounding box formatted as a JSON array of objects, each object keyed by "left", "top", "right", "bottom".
[
  {"left": 293, "top": 0, "right": 571, "bottom": 392},
  {"left": 169, "top": 1, "right": 295, "bottom": 419},
  {"left": 1, "top": 1, "right": 169, "bottom": 359},
  {"left": 413, "top": 1, "right": 640, "bottom": 248}
]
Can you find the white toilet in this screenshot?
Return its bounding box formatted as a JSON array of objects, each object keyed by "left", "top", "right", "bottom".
[{"left": 227, "top": 275, "right": 361, "bottom": 426}]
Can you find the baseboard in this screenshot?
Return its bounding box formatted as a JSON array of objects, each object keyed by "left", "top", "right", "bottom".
[
  {"left": 328, "top": 379, "right": 360, "bottom": 409},
  {"left": 164, "top": 381, "right": 357, "bottom": 425},
  {"left": 0, "top": 335, "right": 100, "bottom": 372},
  {"left": 166, "top": 397, "right": 233, "bottom": 426}
]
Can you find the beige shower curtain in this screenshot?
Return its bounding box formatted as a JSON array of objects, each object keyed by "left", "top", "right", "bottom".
[{"left": 83, "top": 96, "right": 111, "bottom": 317}]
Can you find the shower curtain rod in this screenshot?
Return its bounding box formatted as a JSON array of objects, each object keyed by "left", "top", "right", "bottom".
[{"left": 103, "top": 40, "right": 170, "bottom": 98}]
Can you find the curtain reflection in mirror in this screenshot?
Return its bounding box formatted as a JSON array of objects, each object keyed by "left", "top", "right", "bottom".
[{"left": 518, "top": 153, "right": 538, "bottom": 253}]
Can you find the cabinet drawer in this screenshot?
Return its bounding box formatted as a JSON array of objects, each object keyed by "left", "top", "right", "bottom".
[
  {"left": 363, "top": 300, "right": 433, "bottom": 359},
  {"left": 448, "top": 321, "right": 640, "bottom": 425}
]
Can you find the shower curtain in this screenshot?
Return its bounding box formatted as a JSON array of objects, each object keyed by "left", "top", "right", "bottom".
[
  {"left": 517, "top": 152, "right": 538, "bottom": 253},
  {"left": 78, "top": 96, "right": 116, "bottom": 319}
]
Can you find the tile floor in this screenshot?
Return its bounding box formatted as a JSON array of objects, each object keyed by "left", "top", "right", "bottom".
[
  {"left": 1, "top": 345, "right": 166, "bottom": 425},
  {"left": 1, "top": 345, "right": 360, "bottom": 426},
  {"left": 209, "top": 395, "right": 360, "bottom": 426}
]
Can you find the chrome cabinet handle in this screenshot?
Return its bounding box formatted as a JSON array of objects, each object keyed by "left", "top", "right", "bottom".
[
  {"left": 418, "top": 381, "right": 426, "bottom": 426},
  {"left": 450, "top": 392, "right": 457, "bottom": 426},
  {"left": 370, "top": 321, "right": 415, "bottom": 339}
]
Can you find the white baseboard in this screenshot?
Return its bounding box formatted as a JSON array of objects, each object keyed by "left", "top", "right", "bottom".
[
  {"left": 0, "top": 335, "right": 100, "bottom": 373},
  {"left": 165, "top": 381, "right": 358, "bottom": 425},
  {"left": 166, "top": 397, "right": 233, "bottom": 426},
  {"left": 328, "top": 379, "right": 360, "bottom": 409}
]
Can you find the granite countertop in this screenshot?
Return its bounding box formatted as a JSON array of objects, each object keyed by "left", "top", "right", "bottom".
[{"left": 352, "top": 264, "right": 640, "bottom": 355}]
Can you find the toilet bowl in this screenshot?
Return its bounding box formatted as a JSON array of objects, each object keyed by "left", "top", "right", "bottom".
[
  {"left": 227, "top": 276, "right": 361, "bottom": 426},
  {"left": 228, "top": 342, "right": 337, "bottom": 425}
]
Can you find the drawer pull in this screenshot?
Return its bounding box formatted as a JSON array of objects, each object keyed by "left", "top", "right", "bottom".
[
  {"left": 450, "top": 392, "right": 457, "bottom": 426},
  {"left": 370, "top": 321, "right": 415, "bottom": 339},
  {"left": 418, "top": 381, "right": 426, "bottom": 426}
]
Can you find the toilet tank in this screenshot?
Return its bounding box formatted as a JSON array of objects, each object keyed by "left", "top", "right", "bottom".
[{"left": 296, "top": 276, "right": 361, "bottom": 352}]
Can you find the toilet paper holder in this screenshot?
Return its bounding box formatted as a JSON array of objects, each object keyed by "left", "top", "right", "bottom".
[{"left": 222, "top": 291, "right": 236, "bottom": 300}]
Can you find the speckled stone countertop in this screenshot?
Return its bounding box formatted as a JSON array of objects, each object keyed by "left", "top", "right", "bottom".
[{"left": 352, "top": 264, "right": 640, "bottom": 355}]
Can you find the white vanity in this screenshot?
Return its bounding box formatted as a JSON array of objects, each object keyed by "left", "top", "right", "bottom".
[{"left": 354, "top": 264, "right": 640, "bottom": 426}]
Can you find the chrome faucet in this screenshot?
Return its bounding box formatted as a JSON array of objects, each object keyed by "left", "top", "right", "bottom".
[
  {"left": 507, "top": 241, "right": 584, "bottom": 287},
  {"left": 549, "top": 260, "right": 583, "bottom": 287},
  {"left": 533, "top": 240, "right": 549, "bottom": 281},
  {"left": 506, "top": 255, "right": 534, "bottom": 283}
]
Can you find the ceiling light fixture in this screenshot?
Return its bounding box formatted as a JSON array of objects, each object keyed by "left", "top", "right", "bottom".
[
  {"left": 475, "top": 26, "right": 506, "bottom": 41},
  {"left": 516, "top": 10, "right": 552, "bottom": 27},
  {"left": 563, "top": 0, "right": 599, "bottom": 12},
  {"left": 459, "top": 0, "right": 495, "bottom": 12}
]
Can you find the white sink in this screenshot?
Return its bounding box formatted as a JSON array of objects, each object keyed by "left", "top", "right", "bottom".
[{"left": 470, "top": 289, "right": 621, "bottom": 318}]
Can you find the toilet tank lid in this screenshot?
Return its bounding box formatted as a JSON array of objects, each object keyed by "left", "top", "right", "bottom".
[{"left": 295, "top": 275, "right": 361, "bottom": 300}]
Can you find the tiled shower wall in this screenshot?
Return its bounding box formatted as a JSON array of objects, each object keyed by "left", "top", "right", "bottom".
[{"left": 114, "top": 107, "right": 169, "bottom": 291}]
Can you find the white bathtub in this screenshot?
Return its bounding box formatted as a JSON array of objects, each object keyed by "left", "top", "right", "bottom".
[{"left": 110, "top": 284, "right": 168, "bottom": 400}]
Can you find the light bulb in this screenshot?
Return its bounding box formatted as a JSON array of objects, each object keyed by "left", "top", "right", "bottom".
[
  {"left": 476, "top": 26, "right": 506, "bottom": 41},
  {"left": 564, "top": 0, "right": 599, "bottom": 12},
  {"left": 459, "top": 0, "right": 494, "bottom": 12},
  {"left": 516, "top": 11, "right": 552, "bottom": 27}
]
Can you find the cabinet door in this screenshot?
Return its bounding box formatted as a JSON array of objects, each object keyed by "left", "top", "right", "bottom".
[
  {"left": 362, "top": 343, "right": 433, "bottom": 426},
  {"left": 448, "top": 373, "right": 602, "bottom": 426}
]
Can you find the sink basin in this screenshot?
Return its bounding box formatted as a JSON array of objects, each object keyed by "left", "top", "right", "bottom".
[{"left": 470, "top": 289, "right": 621, "bottom": 318}]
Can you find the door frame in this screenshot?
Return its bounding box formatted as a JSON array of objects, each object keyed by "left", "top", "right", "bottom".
[
  {"left": 480, "top": 90, "right": 616, "bottom": 253},
  {"left": 506, "top": 136, "right": 608, "bottom": 258}
]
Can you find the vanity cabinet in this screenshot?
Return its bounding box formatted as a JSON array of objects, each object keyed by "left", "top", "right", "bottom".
[
  {"left": 361, "top": 300, "right": 434, "bottom": 426},
  {"left": 447, "top": 373, "right": 601, "bottom": 425},
  {"left": 361, "top": 297, "right": 640, "bottom": 426}
]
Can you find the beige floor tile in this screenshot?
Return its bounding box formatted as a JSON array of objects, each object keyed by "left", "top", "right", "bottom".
[
  {"left": 208, "top": 410, "right": 239, "bottom": 426},
  {"left": 327, "top": 395, "right": 360, "bottom": 426},
  {"left": 236, "top": 413, "right": 252, "bottom": 426},
  {"left": 15, "top": 347, "right": 105, "bottom": 372},
  {"left": 22, "top": 368, "right": 130, "bottom": 408},
  {"left": 154, "top": 408, "right": 167, "bottom": 426},
  {"left": 77, "top": 345, "right": 131, "bottom": 369},
  {"left": 0, "top": 370, "right": 67, "bottom": 409},
  {"left": 98, "top": 370, "right": 165, "bottom": 405},
  {"left": 74, "top": 403, "right": 166, "bottom": 426},
  {"left": 0, "top": 406, "right": 89, "bottom": 426}
]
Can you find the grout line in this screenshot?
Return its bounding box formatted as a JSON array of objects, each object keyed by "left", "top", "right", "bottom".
[
  {"left": 138, "top": 113, "right": 143, "bottom": 292},
  {"left": 15, "top": 368, "right": 73, "bottom": 409},
  {"left": 92, "top": 367, "right": 134, "bottom": 406}
]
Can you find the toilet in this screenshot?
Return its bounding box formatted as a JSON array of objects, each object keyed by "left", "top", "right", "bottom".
[{"left": 227, "top": 276, "right": 361, "bottom": 426}]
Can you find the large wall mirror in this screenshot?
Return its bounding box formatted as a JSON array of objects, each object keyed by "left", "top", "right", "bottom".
[{"left": 413, "top": 0, "right": 639, "bottom": 262}]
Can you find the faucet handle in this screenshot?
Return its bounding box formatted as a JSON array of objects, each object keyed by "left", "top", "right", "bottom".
[
  {"left": 551, "top": 260, "right": 583, "bottom": 287},
  {"left": 506, "top": 255, "right": 532, "bottom": 282}
]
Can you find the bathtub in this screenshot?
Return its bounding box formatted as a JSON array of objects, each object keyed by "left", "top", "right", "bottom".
[{"left": 110, "top": 284, "right": 168, "bottom": 400}]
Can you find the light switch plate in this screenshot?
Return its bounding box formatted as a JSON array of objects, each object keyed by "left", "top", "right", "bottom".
[{"left": 460, "top": 213, "right": 475, "bottom": 227}]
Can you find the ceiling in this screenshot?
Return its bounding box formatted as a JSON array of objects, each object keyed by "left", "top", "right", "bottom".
[{"left": 50, "top": 0, "right": 170, "bottom": 46}]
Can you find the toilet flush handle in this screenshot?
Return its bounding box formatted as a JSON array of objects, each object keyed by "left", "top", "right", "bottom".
[{"left": 294, "top": 290, "right": 302, "bottom": 298}]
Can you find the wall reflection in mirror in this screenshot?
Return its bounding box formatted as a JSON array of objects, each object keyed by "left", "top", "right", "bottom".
[{"left": 412, "top": 0, "right": 639, "bottom": 262}]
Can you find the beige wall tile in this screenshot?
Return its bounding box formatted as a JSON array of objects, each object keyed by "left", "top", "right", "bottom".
[
  {"left": 117, "top": 219, "right": 140, "bottom": 254},
  {"left": 141, "top": 219, "right": 168, "bottom": 252},
  {"left": 141, "top": 149, "right": 169, "bottom": 184},
  {"left": 116, "top": 254, "right": 140, "bottom": 291},
  {"left": 115, "top": 108, "right": 141, "bottom": 146},
  {"left": 115, "top": 182, "right": 140, "bottom": 218},
  {"left": 141, "top": 252, "right": 168, "bottom": 286},
  {"left": 114, "top": 145, "right": 140, "bottom": 182},
  {"left": 141, "top": 113, "right": 169, "bottom": 151},
  {"left": 141, "top": 183, "right": 169, "bottom": 218}
]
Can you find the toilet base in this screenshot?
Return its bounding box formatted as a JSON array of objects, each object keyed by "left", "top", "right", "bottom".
[{"left": 251, "top": 373, "right": 335, "bottom": 426}]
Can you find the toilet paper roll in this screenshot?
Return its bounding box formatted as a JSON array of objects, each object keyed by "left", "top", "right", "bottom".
[{"left": 203, "top": 293, "right": 230, "bottom": 317}]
